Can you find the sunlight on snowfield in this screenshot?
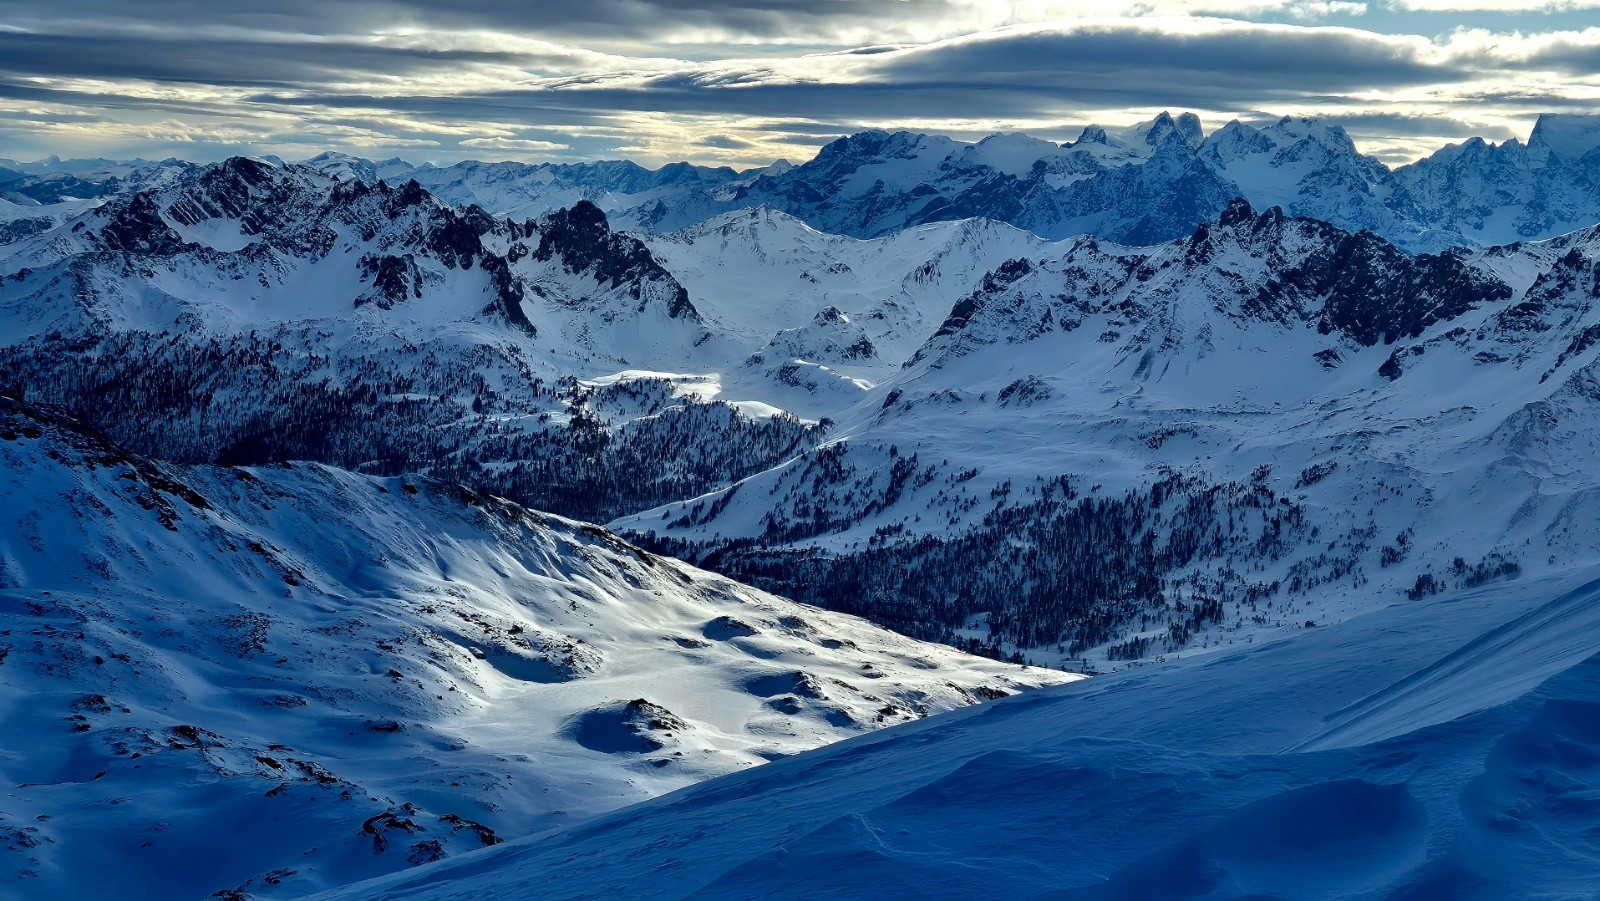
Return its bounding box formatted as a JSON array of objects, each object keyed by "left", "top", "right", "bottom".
[{"left": 317, "top": 570, "right": 1600, "bottom": 900}]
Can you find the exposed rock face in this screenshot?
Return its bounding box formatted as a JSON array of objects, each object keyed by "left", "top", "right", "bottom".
[{"left": 536, "top": 200, "right": 698, "bottom": 320}]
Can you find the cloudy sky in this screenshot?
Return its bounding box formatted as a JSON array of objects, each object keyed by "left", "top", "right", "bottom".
[{"left": 1, "top": 1, "right": 1597, "bottom": 168}]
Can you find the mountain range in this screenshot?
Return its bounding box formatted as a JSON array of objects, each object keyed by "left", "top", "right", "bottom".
[
  {"left": 4, "top": 111, "right": 1600, "bottom": 897},
  {"left": 8, "top": 114, "right": 1600, "bottom": 254},
  {"left": 429, "top": 111, "right": 1600, "bottom": 252},
  {"left": 6, "top": 142, "right": 1600, "bottom": 666}
]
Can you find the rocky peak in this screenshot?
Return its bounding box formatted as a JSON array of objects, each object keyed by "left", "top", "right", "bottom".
[
  {"left": 216, "top": 156, "right": 277, "bottom": 187},
  {"left": 1172, "top": 112, "right": 1205, "bottom": 147},
  {"left": 1216, "top": 196, "right": 1259, "bottom": 228},
  {"left": 1176, "top": 199, "right": 1509, "bottom": 344},
  {"left": 162, "top": 156, "right": 305, "bottom": 234},
  {"left": 820, "top": 130, "right": 889, "bottom": 158},
  {"left": 815, "top": 130, "right": 941, "bottom": 167},
  {"left": 1528, "top": 113, "right": 1600, "bottom": 166},
  {"left": 1308, "top": 234, "right": 1512, "bottom": 346},
  {"left": 1139, "top": 111, "right": 1204, "bottom": 150},
  {"left": 93, "top": 192, "right": 186, "bottom": 256},
  {"left": 1200, "top": 120, "right": 1272, "bottom": 160},
  {"left": 1074, "top": 125, "right": 1110, "bottom": 146},
  {"left": 391, "top": 178, "right": 434, "bottom": 209},
  {"left": 654, "top": 161, "right": 714, "bottom": 185},
  {"left": 535, "top": 201, "right": 699, "bottom": 321}
]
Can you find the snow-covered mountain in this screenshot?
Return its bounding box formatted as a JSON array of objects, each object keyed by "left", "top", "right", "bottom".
[
  {"left": 1395, "top": 113, "right": 1600, "bottom": 251},
  {"left": 618, "top": 199, "right": 1600, "bottom": 665},
  {"left": 0, "top": 157, "right": 827, "bottom": 524},
  {"left": 0, "top": 160, "right": 1068, "bottom": 521},
  {"left": 0, "top": 155, "right": 700, "bottom": 343},
  {"left": 366, "top": 156, "right": 748, "bottom": 225},
  {"left": 641, "top": 207, "right": 1056, "bottom": 412},
  {"left": 9, "top": 154, "right": 1600, "bottom": 675},
  {"left": 11, "top": 113, "right": 1600, "bottom": 254},
  {"left": 0, "top": 155, "right": 197, "bottom": 205},
  {"left": 669, "top": 112, "right": 1600, "bottom": 251},
  {"left": 0, "top": 195, "right": 98, "bottom": 261},
  {"left": 314, "top": 566, "right": 1600, "bottom": 900},
  {"left": 0, "top": 395, "right": 1066, "bottom": 899}
]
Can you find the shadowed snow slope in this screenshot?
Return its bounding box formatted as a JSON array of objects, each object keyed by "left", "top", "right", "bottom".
[
  {"left": 0, "top": 397, "right": 1067, "bottom": 899},
  {"left": 318, "top": 568, "right": 1600, "bottom": 900}
]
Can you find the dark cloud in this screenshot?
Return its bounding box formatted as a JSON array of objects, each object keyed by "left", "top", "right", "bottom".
[
  {"left": 1451, "top": 88, "right": 1600, "bottom": 113},
  {"left": 1517, "top": 36, "right": 1600, "bottom": 75},
  {"left": 878, "top": 23, "right": 1461, "bottom": 92},
  {"left": 0, "top": 31, "right": 552, "bottom": 89},
  {"left": 0, "top": 77, "right": 248, "bottom": 117},
  {"left": 232, "top": 22, "right": 1472, "bottom": 127},
  {"left": 699, "top": 133, "right": 761, "bottom": 149},
  {"left": 5, "top": 0, "right": 975, "bottom": 44}
]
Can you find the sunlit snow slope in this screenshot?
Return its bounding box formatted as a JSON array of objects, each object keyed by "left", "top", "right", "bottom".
[
  {"left": 320, "top": 567, "right": 1600, "bottom": 900},
  {"left": 0, "top": 397, "right": 1068, "bottom": 899}
]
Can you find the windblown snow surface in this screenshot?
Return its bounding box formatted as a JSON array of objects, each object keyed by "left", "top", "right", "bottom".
[{"left": 319, "top": 567, "right": 1600, "bottom": 900}]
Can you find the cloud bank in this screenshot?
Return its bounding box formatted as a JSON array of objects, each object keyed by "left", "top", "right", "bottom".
[{"left": 0, "top": 1, "right": 1593, "bottom": 167}]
